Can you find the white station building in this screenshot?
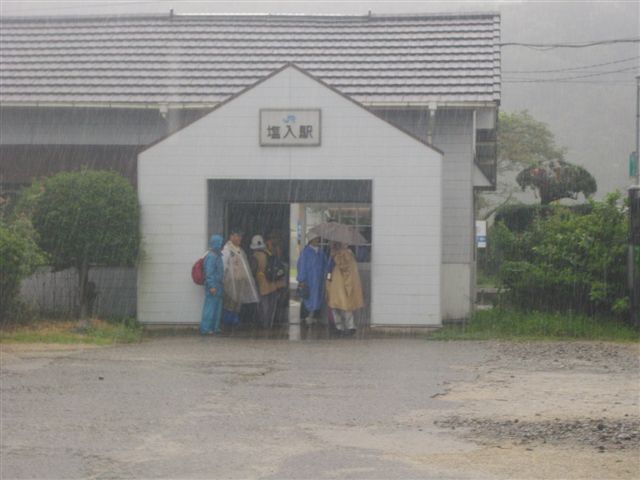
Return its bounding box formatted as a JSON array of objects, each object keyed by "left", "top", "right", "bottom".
[
  {"left": 0, "top": 13, "right": 500, "bottom": 325},
  {"left": 138, "top": 65, "right": 443, "bottom": 327}
]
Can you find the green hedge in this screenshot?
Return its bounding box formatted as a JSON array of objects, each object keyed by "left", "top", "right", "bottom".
[
  {"left": 494, "top": 203, "right": 593, "bottom": 232},
  {"left": 486, "top": 194, "right": 629, "bottom": 317}
]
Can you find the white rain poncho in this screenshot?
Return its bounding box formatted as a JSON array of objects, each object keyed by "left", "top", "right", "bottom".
[{"left": 221, "top": 241, "right": 259, "bottom": 305}]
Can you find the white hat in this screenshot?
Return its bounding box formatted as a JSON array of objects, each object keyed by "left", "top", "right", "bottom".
[
  {"left": 250, "top": 234, "right": 266, "bottom": 250},
  {"left": 307, "top": 232, "right": 320, "bottom": 242}
]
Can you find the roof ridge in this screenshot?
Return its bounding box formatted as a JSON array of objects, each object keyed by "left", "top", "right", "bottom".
[{"left": 0, "top": 11, "right": 500, "bottom": 23}]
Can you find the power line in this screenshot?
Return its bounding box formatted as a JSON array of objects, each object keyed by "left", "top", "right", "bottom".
[
  {"left": 503, "top": 56, "right": 639, "bottom": 74},
  {"left": 501, "top": 38, "right": 640, "bottom": 50},
  {"left": 503, "top": 80, "right": 636, "bottom": 85},
  {"left": 504, "top": 65, "right": 638, "bottom": 83}
]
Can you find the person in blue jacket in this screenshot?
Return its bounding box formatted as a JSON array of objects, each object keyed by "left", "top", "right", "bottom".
[
  {"left": 200, "top": 234, "right": 225, "bottom": 335},
  {"left": 296, "top": 233, "right": 329, "bottom": 325}
]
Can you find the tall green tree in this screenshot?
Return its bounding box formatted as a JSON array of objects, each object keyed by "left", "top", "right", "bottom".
[
  {"left": 18, "top": 170, "right": 139, "bottom": 323},
  {"left": 498, "top": 110, "right": 566, "bottom": 171}
]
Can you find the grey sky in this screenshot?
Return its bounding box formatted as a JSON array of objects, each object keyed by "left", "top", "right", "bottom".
[{"left": 2, "top": 0, "right": 639, "bottom": 197}]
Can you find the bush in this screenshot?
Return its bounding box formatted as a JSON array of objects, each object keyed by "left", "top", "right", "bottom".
[
  {"left": 494, "top": 203, "right": 593, "bottom": 233},
  {"left": 16, "top": 170, "right": 139, "bottom": 320},
  {"left": 0, "top": 218, "right": 46, "bottom": 323},
  {"left": 497, "top": 193, "right": 628, "bottom": 317}
]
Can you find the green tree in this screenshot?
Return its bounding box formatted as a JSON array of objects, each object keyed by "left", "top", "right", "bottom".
[
  {"left": 479, "top": 110, "right": 568, "bottom": 217},
  {"left": 498, "top": 110, "right": 566, "bottom": 171},
  {"left": 516, "top": 159, "right": 597, "bottom": 205},
  {"left": 18, "top": 170, "right": 139, "bottom": 324}
]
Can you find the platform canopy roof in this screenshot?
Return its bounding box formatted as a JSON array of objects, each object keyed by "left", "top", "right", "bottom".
[{"left": 0, "top": 12, "right": 501, "bottom": 108}]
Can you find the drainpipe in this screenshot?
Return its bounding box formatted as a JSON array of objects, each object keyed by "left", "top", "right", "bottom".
[{"left": 426, "top": 102, "right": 437, "bottom": 144}]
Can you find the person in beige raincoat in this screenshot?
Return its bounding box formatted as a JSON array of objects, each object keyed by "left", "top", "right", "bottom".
[{"left": 325, "top": 241, "right": 364, "bottom": 336}]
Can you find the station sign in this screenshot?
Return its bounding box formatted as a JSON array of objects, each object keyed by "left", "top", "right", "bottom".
[
  {"left": 476, "top": 220, "right": 487, "bottom": 248},
  {"left": 260, "top": 109, "right": 321, "bottom": 146}
]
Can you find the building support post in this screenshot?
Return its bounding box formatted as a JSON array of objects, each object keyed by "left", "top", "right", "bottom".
[{"left": 629, "top": 76, "right": 640, "bottom": 328}]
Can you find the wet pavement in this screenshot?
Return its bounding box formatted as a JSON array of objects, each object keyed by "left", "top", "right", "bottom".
[{"left": 1, "top": 337, "right": 488, "bottom": 479}]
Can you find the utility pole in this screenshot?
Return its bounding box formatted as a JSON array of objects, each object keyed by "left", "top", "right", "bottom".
[{"left": 629, "top": 76, "right": 640, "bottom": 328}]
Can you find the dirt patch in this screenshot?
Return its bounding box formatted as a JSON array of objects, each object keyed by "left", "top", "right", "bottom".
[
  {"left": 428, "top": 341, "right": 640, "bottom": 479},
  {"left": 0, "top": 343, "right": 99, "bottom": 372},
  {"left": 435, "top": 416, "right": 640, "bottom": 451}
]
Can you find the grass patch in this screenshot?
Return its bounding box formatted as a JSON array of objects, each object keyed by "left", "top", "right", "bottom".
[
  {"left": 0, "top": 318, "right": 143, "bottom": 345},
  {"left": 428, "top": 308, "right": 639, "bottom": 342}
]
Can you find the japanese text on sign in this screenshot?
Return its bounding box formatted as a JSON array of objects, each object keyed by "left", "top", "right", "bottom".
[{"left": 260, "top": 109, "right": 321, "bottom": 146}]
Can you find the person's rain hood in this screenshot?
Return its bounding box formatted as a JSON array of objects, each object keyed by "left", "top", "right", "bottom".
[{"left": 209, "top": 234, "right": 224, "bottom": 252}]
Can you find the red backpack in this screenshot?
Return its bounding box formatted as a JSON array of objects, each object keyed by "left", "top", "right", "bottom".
[{"left": 191, "top": 254, "right": 207, "bottom": 285}]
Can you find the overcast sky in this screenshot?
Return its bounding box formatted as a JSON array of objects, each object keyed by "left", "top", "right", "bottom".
[{"left": 2, "top": 0, "right": 639, "bottom": 197}]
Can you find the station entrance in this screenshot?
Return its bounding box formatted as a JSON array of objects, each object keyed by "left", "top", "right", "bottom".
[{"left": 208, "top": 179, "right": 372, "bottom": 333}]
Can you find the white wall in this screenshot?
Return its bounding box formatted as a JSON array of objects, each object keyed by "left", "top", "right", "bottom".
[
  {"left": 138, "top": 67, "right": 442, "bottom": 326},
  {"left": 370, "top": 108, "right": 477, "bottom": 321},
  {"left": 433, "top": 109, "right": 475, "bottom": 321}
]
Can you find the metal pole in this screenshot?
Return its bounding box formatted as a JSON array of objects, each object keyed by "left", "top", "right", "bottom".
[
  {"left": 636, "top": 76, "right": 640, "bottom": 186},
  {"left": 630, "top": 77, "right": 640, "bottom": 327}
]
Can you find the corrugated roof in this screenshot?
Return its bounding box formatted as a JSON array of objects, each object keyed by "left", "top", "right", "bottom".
[{"left": 0, "top": 12, "right": 501, "bottom": 107}]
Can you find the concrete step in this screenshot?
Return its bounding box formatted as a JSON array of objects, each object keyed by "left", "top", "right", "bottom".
[{"left": 476, "top": 286, "right": 501, "bottom": 305}]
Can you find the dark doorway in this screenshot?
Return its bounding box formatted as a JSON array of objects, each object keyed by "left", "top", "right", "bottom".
[
  {"left": 226, "top": 202, "right": 290, "bottom": 255},
  {"left": 226, "top": 202, "right": 291, "bottom": 327}
]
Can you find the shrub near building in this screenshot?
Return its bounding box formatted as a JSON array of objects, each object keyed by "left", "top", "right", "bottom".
[
  {"left": 492, "top": 193, "right": 630, "bottom": 317},
  {"left": 16, "top": 170, "right": 140, "bottom": 324},
  {"left": 0, "top": 217, "right": 46, "bottom": 323}
]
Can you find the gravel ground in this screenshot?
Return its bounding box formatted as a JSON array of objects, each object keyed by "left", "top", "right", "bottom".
[
  {"left": 1, "top": 338, "right": 638, "bottom": 479},
  {"left": 435, "top": 416, "right": 640, "bottom": 451},
  {"left": 429, "top": 341, "right": 640, "bottom": 479}
]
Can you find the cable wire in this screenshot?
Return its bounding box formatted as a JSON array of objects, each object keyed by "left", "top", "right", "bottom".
[
  {"left": 501, "top": 38, "right": 640, "bottom": 49},
  {"left": 503, "top": 56, "right": 639, "bottom": 74},
  {"left": 504, "top": 65, "right": 638, "bottom": 83}
]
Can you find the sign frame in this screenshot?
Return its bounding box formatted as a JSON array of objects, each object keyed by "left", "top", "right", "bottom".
[
  {"left": 475, "top": 220, "right": 487, "bottom": 249},
  {"left": 259, "top": 108, "right": 322, "bottom": 147}
]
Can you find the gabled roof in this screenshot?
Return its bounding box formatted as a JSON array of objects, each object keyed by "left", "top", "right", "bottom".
[
  {"left": 0, "top": 12, "right": 501, "bottom": 108},
  {"left": 141, "top": 63, "right": 444, "bottom": 155}
]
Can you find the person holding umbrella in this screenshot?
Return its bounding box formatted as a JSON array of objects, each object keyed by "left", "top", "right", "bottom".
[{"left": 325, "top": 241, "right": 364, "bottom": 336}]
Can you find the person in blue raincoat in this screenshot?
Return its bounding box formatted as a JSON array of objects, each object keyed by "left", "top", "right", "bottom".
[
  {"left": 200, "top": 234, "right": 225, "bottom": 335},
  {"left": 296, "top": 233, "right": 329, "bottom": 325}
]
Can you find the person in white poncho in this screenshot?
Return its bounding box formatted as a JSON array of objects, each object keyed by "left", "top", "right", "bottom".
[{"left": 221, "top": 229, "right": 259, "bottom": 327}]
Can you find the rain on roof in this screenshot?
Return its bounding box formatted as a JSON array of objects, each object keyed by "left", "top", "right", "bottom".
[{"left": 0, "top": 12, "right": 501, "bottom": 107}]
